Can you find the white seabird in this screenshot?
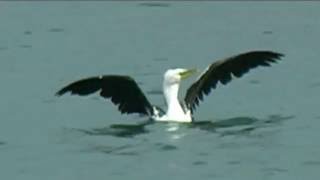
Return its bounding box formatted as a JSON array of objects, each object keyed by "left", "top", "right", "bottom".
[{"left": 56, "top": 50, "right": 284, "bottom": 123}]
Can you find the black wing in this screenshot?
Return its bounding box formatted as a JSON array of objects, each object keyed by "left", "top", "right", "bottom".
[
  {"left": 56, "top": 75, "right": 154, "bottom": 116},
  {"left": 184, "top": 51, "right": 284, "bottom": 112}
]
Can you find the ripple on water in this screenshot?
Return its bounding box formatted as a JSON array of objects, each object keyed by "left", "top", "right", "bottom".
[
  {"left": 248, "top": 79, "right": 260, "bottom": 84},
  {"left": 81, "top": 143, "right": 141, "bottom": 156},
  {"left": 309, "top": 82, "right": 320, "bottom": 88},
  {"left": 23, "top": 30, "right": 32, "bottom": 35},
  {"left": 303, "top": 160, "right": 320, "bottom": 166},
  {"left": 227, "top": 160, "right": 241, "bottom": 165},
  {"left": 95, "top": 145, "right": 136, "bottom": 155},
  {"left": 69, "top": 114, "right": 293, "bottom": 139},
  {"left": 18, "top": 44, "right": 32, "bottom": 49},
  {"left": 262, "top": 167, "right": 288, "bottom": 176},
  {"left": 262, "top": 30, "right": 273, "bottom": 35},
  {"left": 0, "top": 47, "right": 8, "bottom": 51},
  {"left": 154, "top": 142, "right": 178, "bottom": 151},
  {"left": 48, "top": 28, "right": 64, "bottom": 33},
  {"left": 153, "top": 57, "right": 169, "bottom": 62},
  {"left": 138, "top": 2, "right": 171, "bottom": 7},
  {"left": 188, "top": 114, "right": 294, "bottom": 136},
  {"left": 192, "top": 161, "right": 208, "bottom": 166},
  {"left": 73, "top": 121, "right": 152, "bottom": 138}
]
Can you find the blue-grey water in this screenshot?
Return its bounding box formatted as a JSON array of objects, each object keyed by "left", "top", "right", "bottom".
[{"left": 1, "top": 2, "right": 320, "bottom": 180}]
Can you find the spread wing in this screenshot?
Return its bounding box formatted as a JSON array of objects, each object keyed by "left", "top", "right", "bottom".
[
  {"left": 56, "top": 75, "right": 153, "bottom": 116},
  {"left": 184, "top": 51, "right": 284, "bottom": 112}
]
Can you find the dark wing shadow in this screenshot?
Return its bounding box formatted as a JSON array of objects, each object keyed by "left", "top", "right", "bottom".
[
  {"left": 189, "top": 114, "right": 294, "bottom": 136},
  {"left": 74, "top": 121, "right": 154, "bottom": 138},
  {"left": 0, "top": 141, "right": 5, "bottom": 146}
]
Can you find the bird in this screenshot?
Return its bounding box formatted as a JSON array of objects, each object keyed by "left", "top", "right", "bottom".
[{"left": 56, "top": 50, "right": 284, "bottom": 123}]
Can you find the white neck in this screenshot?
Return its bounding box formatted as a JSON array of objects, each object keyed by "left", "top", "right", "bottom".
[
  {"left": 158, "top": 82, "right": 191, "bottom": 122},
  {"left": 164, "top": 83, "right": 181, "bottom": 114}
]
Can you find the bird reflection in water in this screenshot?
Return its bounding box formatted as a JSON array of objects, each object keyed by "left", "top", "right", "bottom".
[{"left": 74, "top": 114, "right": 294, "bottom": 138}]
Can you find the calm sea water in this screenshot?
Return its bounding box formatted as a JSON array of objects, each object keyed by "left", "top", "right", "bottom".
[{"left": 1, "top": 2, "right": 320, "bottom": 180}]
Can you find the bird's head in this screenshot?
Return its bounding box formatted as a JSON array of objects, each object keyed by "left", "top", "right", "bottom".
[{"left": 164, "top": 68, "right": 197, "bottom": 85}]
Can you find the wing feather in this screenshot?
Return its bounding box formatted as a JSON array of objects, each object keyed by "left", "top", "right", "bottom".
[
  {"left": 184, "top": 51, "right": 284, "bottom": 112},
  {"left": 56, "top": 75, "right": 153, "bottom": 116}
]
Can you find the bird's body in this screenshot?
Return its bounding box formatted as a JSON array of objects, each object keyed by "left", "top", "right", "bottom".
[
  {"left": 56, "top": 51, "right": 284, "bottom": 123},
  {"left": 155, "top": 68, "right": 194, "bottom": 122}
]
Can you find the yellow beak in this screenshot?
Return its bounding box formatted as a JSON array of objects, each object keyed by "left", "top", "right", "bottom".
[{"left": 179, "top": 68, "right": 197, "bottom": 80}]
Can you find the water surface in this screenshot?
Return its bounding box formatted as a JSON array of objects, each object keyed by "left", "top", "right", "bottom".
[{"left": 1, "top": 2, "right": 320, "bottom": 180}]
